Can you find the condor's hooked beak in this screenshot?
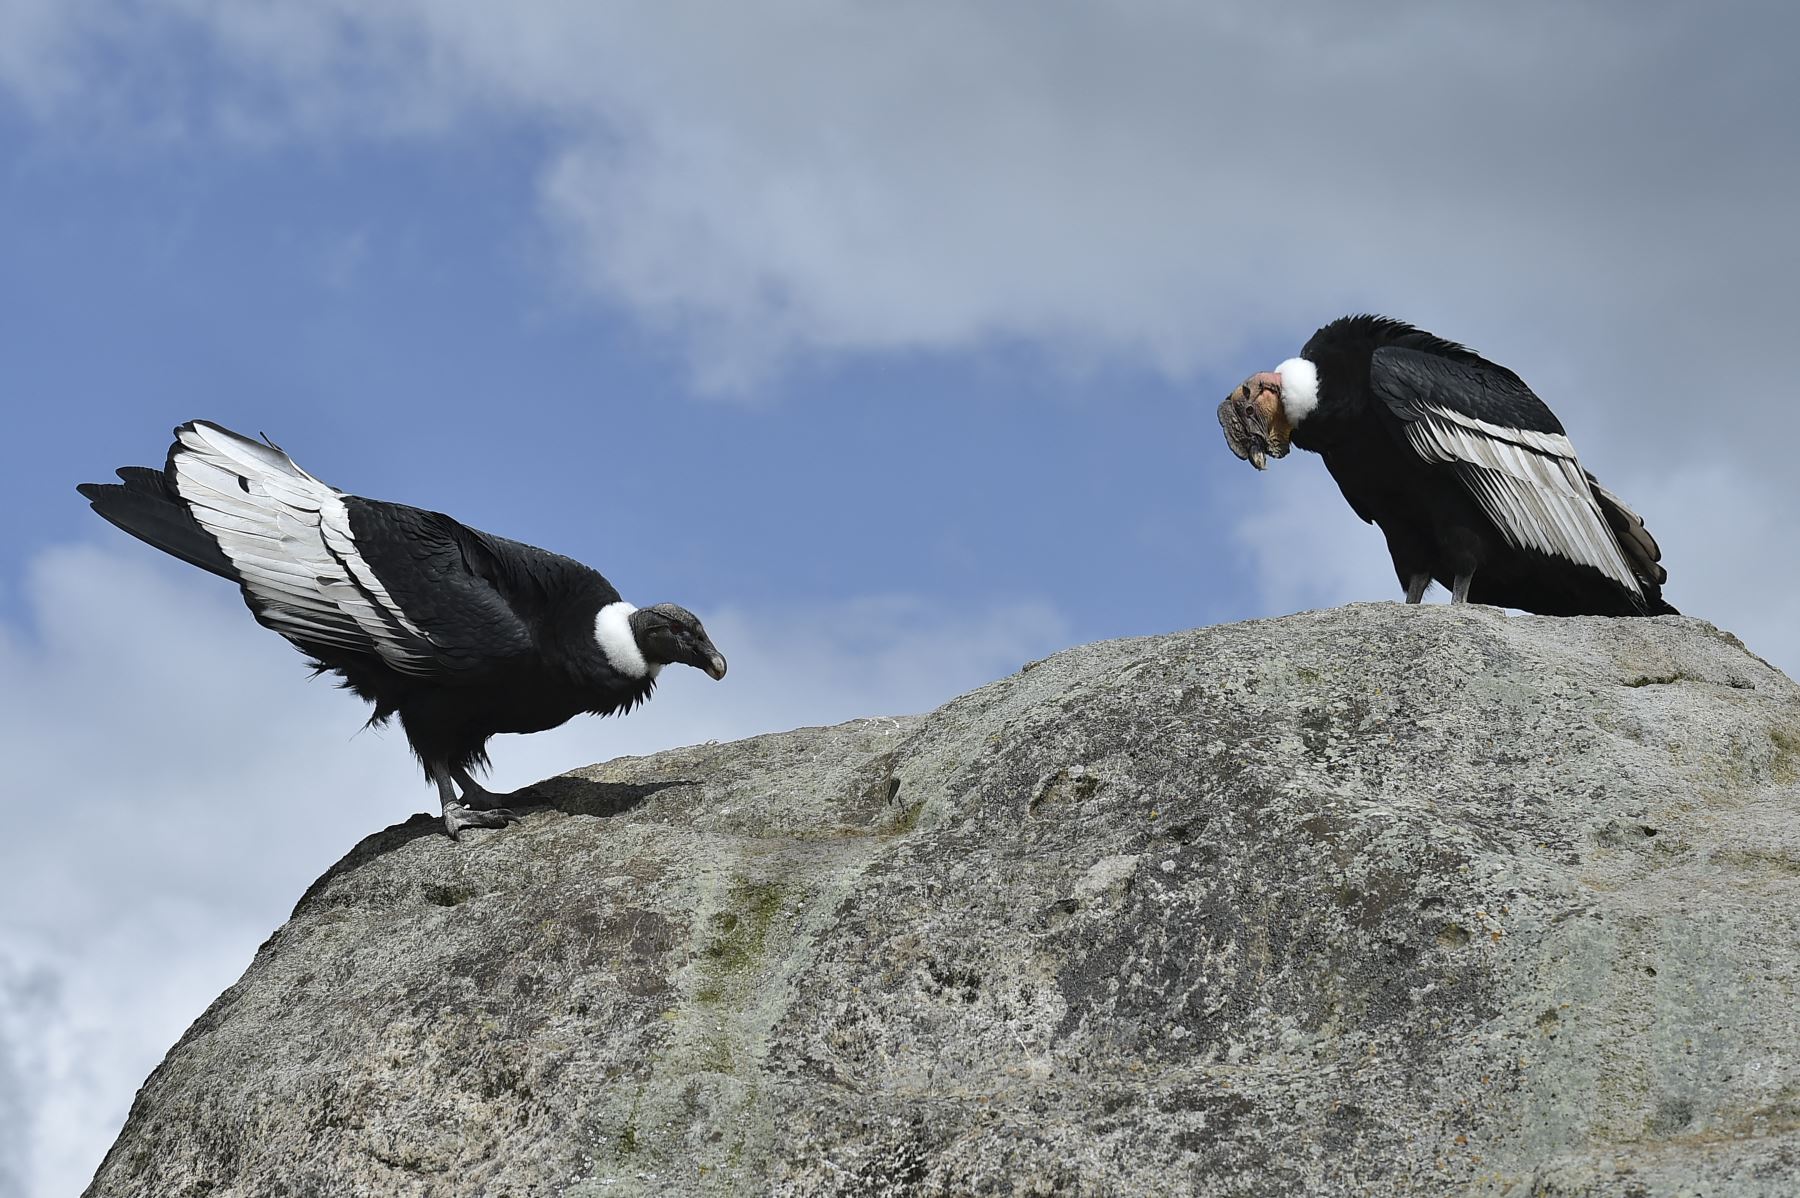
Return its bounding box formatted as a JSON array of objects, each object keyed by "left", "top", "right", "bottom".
[
  {"left": 684, "top": 631, "right": 726, "bottom": 679},
  {"left": 1216, "top": 371, "right": 1292, "bottom": 470}
]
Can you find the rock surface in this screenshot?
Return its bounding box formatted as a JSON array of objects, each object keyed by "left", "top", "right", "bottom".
[{"left": 88, "top": 605, "right": 1800, "bottom": 1197}]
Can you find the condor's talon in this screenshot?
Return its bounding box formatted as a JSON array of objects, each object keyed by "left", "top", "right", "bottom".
[
  {"left": 442, "top": 804, "right": 522, "bottom": 839},
  {"left": 461, "top": 791, "right": 512, "bottom": 812},
  {"left": 435, "top": 767, "right": 526, "bottom": 837}
]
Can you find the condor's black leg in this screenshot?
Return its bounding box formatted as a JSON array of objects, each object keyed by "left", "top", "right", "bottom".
[
  {"left": 1451, "top": 572, "right": 1474, "bottom": 604},
  {"left": 451, "top": 766, "right": 547, "bottom": 815},
  {"left": 431, "top": 764, "right": 521, "bottom": 839},
  {"left": 450, "top": 766, "right": 513, "bottom": 812},
  {"left": 1404, "top": 573, "right": 1431, "bottom": 604}
]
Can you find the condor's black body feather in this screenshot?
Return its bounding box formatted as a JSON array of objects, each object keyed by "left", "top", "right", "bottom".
[{"left": 311, "top": 498, "right": 657, "bottom": 775}]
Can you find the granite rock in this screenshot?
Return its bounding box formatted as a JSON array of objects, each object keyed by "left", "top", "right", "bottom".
[{"left": 88, "top": 605, "right": 1800, "bottom": 1197}]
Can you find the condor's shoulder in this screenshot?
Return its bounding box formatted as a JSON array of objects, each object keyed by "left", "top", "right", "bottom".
[
  {"left": 308, "top": 499, "right": 513, "bottom": 665},
  {"left": 1368, "top": 343, "right": 1567, "bottom": 439},
  {"left": 344, "top": 498, "right": 618, "bottom": 625}
]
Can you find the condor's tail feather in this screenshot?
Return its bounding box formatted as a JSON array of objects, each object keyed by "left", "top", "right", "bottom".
[
  {"left": 78, "top": 464, "right": 239, "bottom": 581},
  {"left": 1585, "top": 471, "right": 1678, "bottom": 615}
]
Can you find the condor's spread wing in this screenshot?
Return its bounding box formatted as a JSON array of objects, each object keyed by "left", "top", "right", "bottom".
[
  {"left": 1369, "top": 347, "right": 1647, "bottom": 597},
  {"left": 168, "top": 421, "right": 534, "bottom": 676}
]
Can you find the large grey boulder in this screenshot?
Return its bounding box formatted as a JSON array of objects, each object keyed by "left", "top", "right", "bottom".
[{"left": 88, "top": 605, "right": 1800, "bottom": 1197}]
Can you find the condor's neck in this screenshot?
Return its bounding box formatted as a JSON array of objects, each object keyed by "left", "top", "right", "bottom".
[
  {"left": 585, "top": 673, "right": 657, "bottom": 719},
  {"left": 1287, "top": 349, "right": 1373, "bottom": 452},
  {"left": 549, "top": 595, "right": 656, "bottom": 694}
]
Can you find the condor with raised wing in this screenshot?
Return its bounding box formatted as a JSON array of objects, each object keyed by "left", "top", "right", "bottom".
[
  {"left": 80, "top": 421, "right": 726, "bottom": 837},
  {"left": 1218, "top": 315, "right": 1674, "bottom": 617}
]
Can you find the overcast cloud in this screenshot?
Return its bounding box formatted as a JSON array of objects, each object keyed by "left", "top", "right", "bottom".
[{"left": 2, "top": 2, "right": 1797, "bottom": 1193}]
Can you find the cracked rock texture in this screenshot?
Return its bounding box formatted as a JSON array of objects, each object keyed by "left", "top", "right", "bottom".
[{"left": 88, "top": 605, "right": 1800, "bottom": 1197}]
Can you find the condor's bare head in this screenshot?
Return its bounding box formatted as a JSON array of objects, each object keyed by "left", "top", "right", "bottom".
[
  {"left": 632, "top": 603, "right": 727, "bottom": 680},
  {"left": 1217, "top": 357, "right": 1320, "bottom": 470},
  {"left": 1218, "top": 372, "right": 1291, "bottom": 471}
]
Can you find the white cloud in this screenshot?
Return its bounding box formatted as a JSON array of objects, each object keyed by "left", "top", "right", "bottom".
[
  {"left": 1, "top": 919, "right": 260, "bottom": 1198},
  {"left": 0, "top": 545, "right": 427, "bottom": 1198},
  {"left": 2, "top": 2, "right": 1794, "bottom": 418},
  {"left": 0, "top": 955, "right": 57, "bottom": 1198},
  {"left": 0, "top": 0, "right": 111, "bottom": 117},
  {"left": 0, "top": 543, "right": 1066, "bottom": 1197},
  {"left": 1226, "top": 463, "right": 1400, "bottom": 616},
  {"left": 1632, "top": 463, "right": 1800, "bottom": 671}
]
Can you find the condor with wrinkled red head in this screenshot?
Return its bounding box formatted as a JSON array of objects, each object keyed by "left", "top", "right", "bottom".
[{"left": 1217, "top": 314, "right": 1675, "bottom": 617}]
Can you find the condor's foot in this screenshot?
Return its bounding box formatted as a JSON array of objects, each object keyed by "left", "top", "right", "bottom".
[
  {"left": 440, "top": 802, "right": 523, "bottom": 840},
  {"left": 433, "top": 766, "right": 523, "bottom": 839},
  {"left": 450, "top": 768, "right": 543, "bottom": 813}
]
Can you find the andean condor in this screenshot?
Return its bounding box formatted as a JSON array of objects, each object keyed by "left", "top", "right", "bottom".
[
  {"left": 1217, "top": 315, "right": 1675, "bottom": 617},
  {"left": 79, "top": 421, "right": 727, "bottom": 838}
]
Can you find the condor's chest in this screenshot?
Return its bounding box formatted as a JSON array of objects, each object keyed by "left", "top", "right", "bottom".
[{"left": 1312, "top": 412, "right": 1459, "bottom": 523}]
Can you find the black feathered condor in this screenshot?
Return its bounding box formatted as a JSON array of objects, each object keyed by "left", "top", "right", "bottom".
[
  {"left": 80, "top": 421, "right": 727, "bottom": 838},
  {"left": 1218, "top": 314, "right": 1674, "bottom": 616}
]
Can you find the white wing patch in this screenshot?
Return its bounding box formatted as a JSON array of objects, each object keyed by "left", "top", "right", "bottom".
[
  {"left": 171, "top": 423, "right": 438, "bottom": 674},
  {"left": 1401, "top": 406, "right": 1642, "bottom": 595}
]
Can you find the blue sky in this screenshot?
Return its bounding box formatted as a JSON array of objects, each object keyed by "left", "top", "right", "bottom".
[
  {"left": 3, "top": 4, "right": 1797, "bottom": 1195},
  {"left": 3, "top": 118, "right": 1268, "bottom": 634}
]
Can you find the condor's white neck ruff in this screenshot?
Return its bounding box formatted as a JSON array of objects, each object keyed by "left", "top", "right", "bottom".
[
  {"left": 1276, "top": 357, "right": 1320, "bottom": 425},
  {"left": 596, "top": 601, "right": 659, "bottom": 679}
]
